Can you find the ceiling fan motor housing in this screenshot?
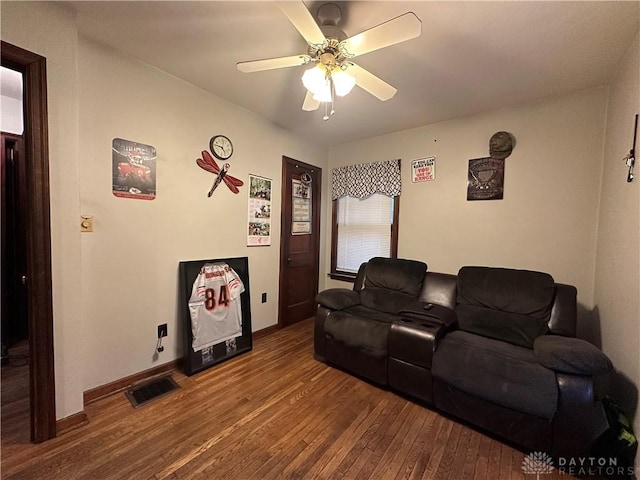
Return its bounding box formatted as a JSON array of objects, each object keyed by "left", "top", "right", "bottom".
[
  {"left": 308, "top": 37, "right": 350, "bottom": 69},
  {"left": 304, "top": 3, "right": 350, "bottom": 67},
  {"left": 317, "top": 3, "right": 342, "bottom": 27}
]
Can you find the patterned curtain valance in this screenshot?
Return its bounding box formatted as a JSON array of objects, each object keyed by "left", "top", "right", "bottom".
[{"left": 332, "top": 159, "right": 401, "bottom": 200}]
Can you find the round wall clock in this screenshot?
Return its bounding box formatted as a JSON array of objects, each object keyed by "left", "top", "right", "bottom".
[{"left": 210, "top": 135, "right": 233, "bottom": 160}]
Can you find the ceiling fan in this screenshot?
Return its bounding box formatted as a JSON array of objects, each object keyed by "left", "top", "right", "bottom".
[{"left": 236, "top": 1, "right": 422, "bottom": 120}]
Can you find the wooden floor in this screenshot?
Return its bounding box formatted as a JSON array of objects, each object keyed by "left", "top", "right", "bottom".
[
  {"left": 1, "top": 319, "right": 580, "bottom": 480},
  {"left": 1, "top": 340, "right": 30, "bottom": 447}
]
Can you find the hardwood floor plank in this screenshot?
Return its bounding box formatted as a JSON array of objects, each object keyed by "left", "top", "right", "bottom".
[
  {"left": 367, "top": 402, "right": 428, "bottom": 480},
  {"left": 337, "top": 395, "right": 407, "bottom": 480},
  {"left": 422, "top": 416, "right": 454, "bottom": 479},
  {"left": 447, "top": 420, "right": 473, "bottom": 480},
  {"left": 312, "top": 396, "right": 391, "bottom": 480},
  {"left": 510, "top": 447, "right": 526, "bottom": 480},
  {"left": 1, "top": 319, "right": 582, "bottom": 480},
  {"left": 433, "top": 420, "right": 463, "bottom": 479},
  {"left": 400, "top": 409, "right": 442, "bottom": 480},
  {"left": 460, "top": 428, "right": 482, "bottom": 480},
  {"left": 485, "top": 433, "right": 503, "bottom": 480},
  {"left": 472, "top": 429, "right": 493, "bottom": 480}
]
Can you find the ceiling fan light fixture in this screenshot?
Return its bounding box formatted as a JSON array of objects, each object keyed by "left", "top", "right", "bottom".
[
  {"left": 302, "top": 63, "right": 354, "bottom": 101},
  {"left": 311, "top": 80, "right": 332, "bottom": 102},
  {"left": 301, "top": 64, "right": 327, "bottom": 94},
  {"left": 332, "top": 68, "right": 356, "bottom": 97}
]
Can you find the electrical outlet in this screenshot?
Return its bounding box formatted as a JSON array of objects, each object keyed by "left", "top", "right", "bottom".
[
  {"left": 261, "top": 292, "right": 267, "bottom": 303},
  {"left": 157, "top": 324, "right": 168, "bottom": 338}
]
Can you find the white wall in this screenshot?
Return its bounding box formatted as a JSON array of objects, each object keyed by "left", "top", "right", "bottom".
[
  {"left": 77, "top": 39, "right": 327, "bottom": 390},
  {"left": 1, "top": 1, "right": 328, "bottom": 416},
  {"left": 326, "top": 89, "right": 607, "bottom": 317},
  {"left": 1, "top": 2, "right": 85, "bottom": 419},
  {"left": 594, "top": 33, "right": 640, "bottom": 458}
]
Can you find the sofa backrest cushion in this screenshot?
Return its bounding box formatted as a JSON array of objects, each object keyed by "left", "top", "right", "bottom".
[
  {"left": 455, "top": 266, "right": 555, "bottom": 348},
  {"left": 360, "top": 257, "right": 427, "bottom": 314},
  {"left": 363, "top": 257, "right": 427, "bottom": 295}
]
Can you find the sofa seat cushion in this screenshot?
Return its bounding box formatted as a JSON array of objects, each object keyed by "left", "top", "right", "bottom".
[
  {"left": 360, "top": 288, "right": 417, "bottom": 315},
  {"left": 343, "top": 305, "right": 401, "bottom": 323},
  {"left": 324, "top": 312, "right": 391, "bottom": 358},
  {"left": 432, "top": 331, "right": 558, "bottom": 419},
  {"left": 456, "top": 267, "right": 555, "bottom": 348}
]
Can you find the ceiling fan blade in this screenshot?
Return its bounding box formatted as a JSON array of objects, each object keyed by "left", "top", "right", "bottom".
[
  {"left": 341, "top": 12, "right": 422, "bottom": 58},
  {"left": 276, "top": 1, "right": 326, "bottom": 46},
  {"left": 302, "top": 90, "right": 320, "bottom": 111},
  {"left": 348, "top": 63, "right": 397, "bottom": 101},
  {"left": 237, "top": 55, "right": 309, "bottom": 73}
]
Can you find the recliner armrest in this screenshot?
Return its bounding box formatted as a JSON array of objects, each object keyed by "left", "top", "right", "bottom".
[
  {"left": 534, "top": 335, "right": 613, "bottom": 376},
  {"left": 315, "top": 289, "right": 360, "bottom": 311}
]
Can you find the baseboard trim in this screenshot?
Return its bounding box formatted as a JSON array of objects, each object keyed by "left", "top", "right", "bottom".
[
  {"left": 83, "top": 359, "right": 181, "bottom": 405},
  {"left": 56, "top": 411, "right": 89, "bottom": 436},
  {"left": 253, "top": 324, "right": 280, "bottom": 339},
  {"left": 83, "top": 325, "right": 282, "bottom": 406}
]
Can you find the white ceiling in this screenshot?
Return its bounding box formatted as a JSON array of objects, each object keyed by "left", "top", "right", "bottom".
[{"left": 68, "top": 1, "right": 639, "bottom": 146}]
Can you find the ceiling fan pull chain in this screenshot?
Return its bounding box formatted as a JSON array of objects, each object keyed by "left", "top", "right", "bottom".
[{"left": 330, "top": 78, "right": 336, "bottom": 117}]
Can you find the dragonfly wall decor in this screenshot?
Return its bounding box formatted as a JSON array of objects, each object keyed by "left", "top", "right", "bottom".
[{"left": 196, "top": 150, "right": 244, "bottom": 196}]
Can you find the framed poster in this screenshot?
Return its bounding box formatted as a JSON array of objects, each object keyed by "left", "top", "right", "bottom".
[
  {"left": 179, "top": 257, "right": 252, "bottom": 376},
  {"left": 112, "top": 138, "right": 156, "bottom": 200},
  {"left": 247, "top": 175, "right": 272, "bottom": 246},
  {"left": 292, "top": 178, "right": 311, "bottom": 235}
]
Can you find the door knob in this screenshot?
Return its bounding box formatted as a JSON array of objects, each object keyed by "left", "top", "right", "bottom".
[{"left": 20, "top": 275, "right": 27, "bottom": 285}]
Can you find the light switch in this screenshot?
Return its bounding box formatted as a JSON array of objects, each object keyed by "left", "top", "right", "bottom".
[{"left": 80, "top": 215, "right": 94, "bottom": 232}]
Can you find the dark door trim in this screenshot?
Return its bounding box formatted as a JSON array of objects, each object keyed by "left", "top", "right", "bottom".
[{"left": 2, "top": 41, "right": 57, "bottom": 442}]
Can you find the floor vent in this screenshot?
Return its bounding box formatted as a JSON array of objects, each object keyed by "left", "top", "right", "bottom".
[{"left": 125, "top": 375, "right": 179, "bottom": 408}]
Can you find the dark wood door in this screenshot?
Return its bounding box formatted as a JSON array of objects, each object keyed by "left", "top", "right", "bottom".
[
  {"left": 1, "top": 133, "right": 28, "bottom": 351},
  {"left": 278, "top": 157, "right": 321, "bottom": 327}
]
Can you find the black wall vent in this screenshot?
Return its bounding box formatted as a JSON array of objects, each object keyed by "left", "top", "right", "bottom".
[{"left": 125, "top": 375, "right": 179, "bottom": 408}]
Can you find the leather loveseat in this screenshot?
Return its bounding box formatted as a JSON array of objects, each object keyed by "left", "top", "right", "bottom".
[{"left": 314, "top": 257, "right": 613, "bottom": 458}]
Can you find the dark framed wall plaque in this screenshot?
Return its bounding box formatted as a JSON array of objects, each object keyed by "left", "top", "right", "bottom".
[
  {"left": 467, "top": 157, "right": 505, "bottom": 200},
  {"left": 179, "top": 257, "right": 252, "bottom": 376}
]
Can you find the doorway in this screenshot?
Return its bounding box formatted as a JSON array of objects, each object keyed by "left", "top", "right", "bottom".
[
  {"left": 1, "top": 41, "right": 56, "bottom": 443},
  {"left": 2, "top": 133, "right": 28, "bottom": 348},
  {"left": 278, "top": 157, "right": 321, "bottom": 327},
  {"left": 1, "top": 131, "right": 30, "bottom": 444}
]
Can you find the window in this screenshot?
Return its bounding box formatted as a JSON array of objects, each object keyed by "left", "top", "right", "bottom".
[
  {"left": 330, "top": 194, "right": 400, "bottom": 281},
  {"left": 329, "top": 158, "right": 402, "bottom": 281}
]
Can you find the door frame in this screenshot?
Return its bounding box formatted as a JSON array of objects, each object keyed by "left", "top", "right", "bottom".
[
  {"left": 2, "top": 41, "right": 57, "bottom": 443},
  {"left": 278, "top": 156, "right": 322, "bottom": 328}
]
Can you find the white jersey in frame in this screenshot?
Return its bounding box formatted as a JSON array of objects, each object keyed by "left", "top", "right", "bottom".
[{"left": 188, "top": 263, "right": 245, "bottom": 352}]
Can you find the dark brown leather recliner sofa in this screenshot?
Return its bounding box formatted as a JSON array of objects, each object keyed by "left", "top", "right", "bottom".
[{"left": 314, "top": 257, "right": 613, "bottom": 458}]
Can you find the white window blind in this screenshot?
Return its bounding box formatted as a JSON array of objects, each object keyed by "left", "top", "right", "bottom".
[{"left": 336, "top": 194, "right": 394, "bottom": 273}]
